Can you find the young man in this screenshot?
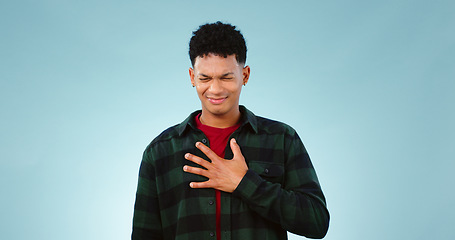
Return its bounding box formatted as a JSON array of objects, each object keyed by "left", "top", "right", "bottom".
[{"left": 132, "top": 22, "right": 329, "bottom": 240}]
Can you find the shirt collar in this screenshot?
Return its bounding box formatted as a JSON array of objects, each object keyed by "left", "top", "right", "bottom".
[{"left": 176, "top": 105, "right": 258, "bottom": 136}]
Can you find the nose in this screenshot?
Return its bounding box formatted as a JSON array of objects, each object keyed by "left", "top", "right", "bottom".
[{"left": 208, "top": 79, "right": 223, "bottom": 94}]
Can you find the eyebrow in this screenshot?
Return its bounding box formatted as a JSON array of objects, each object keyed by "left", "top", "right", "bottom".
[{"left": 221, "top": 72, "right": 234, "bottom": 77}]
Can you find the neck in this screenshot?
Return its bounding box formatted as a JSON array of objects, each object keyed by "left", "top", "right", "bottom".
[{"left": 199, "top": 109, "right": 241, "bottom": 128}]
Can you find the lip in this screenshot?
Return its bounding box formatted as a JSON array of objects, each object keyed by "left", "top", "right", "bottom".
[{"left": 207, "top": 97, "right": 226, "bottom": 104}]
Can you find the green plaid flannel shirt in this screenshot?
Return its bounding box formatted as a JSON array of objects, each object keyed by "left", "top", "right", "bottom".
[{"left": 132, "top": 106, "right": 329, "bottom": 239}]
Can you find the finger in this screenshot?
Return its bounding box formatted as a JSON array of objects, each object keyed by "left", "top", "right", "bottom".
[
  {"left": 189, "top": 180, "right": 212, "bottom": 189},
  {"left": 230, "top": 138, "right": 244, "bottom": 158},
  {"left": 184, "top": 153, "right": 211, "bottom": 169},
  {"left": 183, "top": 165, "right": 209, "bottom": 178},
  {"left": 195, "top": 142, "right": 220, "bottom": 161}
]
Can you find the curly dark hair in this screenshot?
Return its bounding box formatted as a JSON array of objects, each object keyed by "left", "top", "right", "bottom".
[{"left": 189, "top": 21, "right": 247, "bottom": 66}]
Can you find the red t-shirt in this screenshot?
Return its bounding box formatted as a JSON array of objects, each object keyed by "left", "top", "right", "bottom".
[{"left": 195, "top": 113, "right": 240, "bottom": 240}]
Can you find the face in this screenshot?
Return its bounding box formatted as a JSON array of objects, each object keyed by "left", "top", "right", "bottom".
[{"left": 189, "top": 53, "right": 250, "bottom": 122}]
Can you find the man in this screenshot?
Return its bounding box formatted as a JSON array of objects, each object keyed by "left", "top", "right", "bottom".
[{"left": 132, "top": 21, "right": 329, "bottom": 240}]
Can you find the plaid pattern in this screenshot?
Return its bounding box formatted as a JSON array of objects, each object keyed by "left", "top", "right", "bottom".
[{"left": 132, "top": 106, "right": 329, "bottom": 240}]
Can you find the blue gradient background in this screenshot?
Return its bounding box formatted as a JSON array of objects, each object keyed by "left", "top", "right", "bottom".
[{"left": 1, "top": 1, "right": 454, "bottom": 239}]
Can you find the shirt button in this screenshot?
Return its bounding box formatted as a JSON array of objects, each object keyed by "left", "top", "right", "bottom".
[
  {"left": 210, "top": 232, "right": 214, "bottom": 237},
  {"left": 202, "top": 139, "right": 207, "bottom": 144},
  {"left": 264, "top": 168, "right": 269, "bottom": 174},
  {"left": 209, "top": 200, "right": 214, "bottom": 205}
]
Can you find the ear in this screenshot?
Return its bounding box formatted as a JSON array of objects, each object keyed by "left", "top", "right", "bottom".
[
  {"left": 242, "top": 65, "right": 250, "bottom": 85},
  {"left": 189, "top": 67, "right": 195, "bottom": 87}
]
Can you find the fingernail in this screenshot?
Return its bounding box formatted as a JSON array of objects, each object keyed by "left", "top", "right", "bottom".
[
  {"left": 232, "top": 138, "right": 236, "bottom": 143},
  {"left": 183, "top": 166, "right": 187, "bottom": 171},
  {"left": 185, "top": 153, "right": 189, "bottom": 158},
  {"left": 189, "top": 182, "right": 193, "bottom": 188}
]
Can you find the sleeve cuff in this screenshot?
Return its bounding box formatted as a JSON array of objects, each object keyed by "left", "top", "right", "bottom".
[{"left": 232, "top": 169, "right": 265, "bottom": 199}]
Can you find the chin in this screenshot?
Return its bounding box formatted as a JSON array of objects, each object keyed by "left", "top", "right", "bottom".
[
  {"left": 204, "top": 106, "right": 228, "bottom": 115},
  {"left": 208, "top": 108, "right": 227, "bottom": 115}
]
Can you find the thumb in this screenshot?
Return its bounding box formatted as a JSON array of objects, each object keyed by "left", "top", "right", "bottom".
[{"left": 230, "top": 138, "right": 243, "bottom": 158}]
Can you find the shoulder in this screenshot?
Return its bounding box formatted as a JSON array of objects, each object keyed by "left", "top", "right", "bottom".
[
  {"left": 141, "top": 124, "right": 179, "bottom": 158},
  {"left": 241, "top": 106, "right": 297, "bottom": 137},
  {"left": 150, "top": 124, "right": 181, "bottom": 145},
  {"left": 254, "top": 115, "right": 297, "bottom": 137},
  {"left": 144, "top": 110, "right": 200, "bottom": 154}
]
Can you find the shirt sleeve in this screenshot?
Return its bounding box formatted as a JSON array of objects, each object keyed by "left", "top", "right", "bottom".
[
  {"left": 131, "top": 150, "right": 163, "bottom": 240},
  {"left": 232, "top": 131, "right": 330, "bottom": 239}
]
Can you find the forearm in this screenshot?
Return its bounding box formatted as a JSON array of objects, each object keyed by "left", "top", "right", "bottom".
[
  {"left": 132, "top": 156, "right": 163, "bottom": 240},
  {"left": 232, "top": 170, "right": 329, "bottom": 239},
  {"left": 132, "top": 194, "right": 163, "bottom": 239}
]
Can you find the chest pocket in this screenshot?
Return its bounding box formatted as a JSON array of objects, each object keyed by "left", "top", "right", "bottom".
[{"left": 248, "top": 161, "right": 284, "bottom": 184}]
